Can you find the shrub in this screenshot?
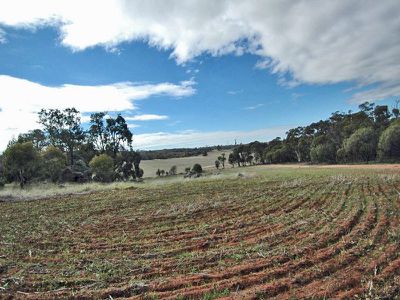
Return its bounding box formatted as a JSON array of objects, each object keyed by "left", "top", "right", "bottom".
[
  {"left": 71, "top": 159, "right": 89, "bottom": 173},
  {"left": 192, "top": 163, "right": 203, "bottom": 174},
  {"left": 0, "top": 177, "right": 5, "bottom": 189},
  {"left": 135, "top": 168, "right": 144, "bottom": 179},
  {"left": 310, "top": 143, "right": 336, "bottom": 163},
  {"left": 340, "top": 127, "right": 377, "bottom": 162},
  {"left": 169, "top": 165, "right": 177, "bottom": 175},
  {"left": 378, "top": 123, "right": 400, "bottom": 161},
  {"left": 2, "top": 142, "right": 39, "bottom": 188},
  {"left": 89, "top": 154, "right": 114, "bottom": 182},
  {"left": 41, "top": 146, "right": 67, "bottom": 182}
]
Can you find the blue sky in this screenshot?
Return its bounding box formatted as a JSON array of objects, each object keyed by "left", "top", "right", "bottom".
[{"left": 0, "top": 1, "right": 399, "bottom": 150}]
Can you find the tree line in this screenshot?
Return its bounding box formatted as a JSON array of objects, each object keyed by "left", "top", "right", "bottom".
[
  {"left": 0, "top": 108, "right": 143, "bottom": 188},
  {"left": 228, "top": 102, "right": 400, "bottom": 166}
]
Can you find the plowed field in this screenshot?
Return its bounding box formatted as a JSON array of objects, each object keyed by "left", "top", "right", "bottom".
[{"left": 1, "top": 167, "right": 399, "bottom": 299}]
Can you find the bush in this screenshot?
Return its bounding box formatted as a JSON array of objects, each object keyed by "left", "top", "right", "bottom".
[
  {"left": 169, "top": 165, "right": 177, "bottom": 175},
  {"left": 115, "top": 150, "right": 142, "bottom": 181},
  {"left": 215, "top": 160, "right": 220, "bottom": 169},
  {"left": 310, "top": 143, "right": 336, "bottom": 163},
  {"left": 41, "top": 146, "right": 67, "bottom": 182},
  {"left": 192, "top": 163, "right": 203, "bottom": 174},
  {"left": 264, "top": 145, "right": 296, "bottom": 164},
  {"left": 340, "top": 127, "right": 377, "bottom": 162},
  {"left": 0, "top": 177, "right": 5, "bottom": 189},
  {"left": 72, "top": 159, "right": 90, "bottom": 173},
  {"left": 89, "top": 154, "right": 114, "bottom": 182},
  {"left": 135, "top": 168, "right": 144, "bottom": 179},
  {"left": 378, "top": 123, "right": 400, "bottom": 161},
  {"left": 2, "top": 142, "right": 39, "bottom": 188}
]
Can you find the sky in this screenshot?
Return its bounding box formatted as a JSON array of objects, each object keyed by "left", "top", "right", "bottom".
[{"left": 0, "top": 0, "right": 399, "bottom": 150}]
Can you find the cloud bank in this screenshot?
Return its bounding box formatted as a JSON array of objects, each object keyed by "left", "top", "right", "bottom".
[{"left": 0, "top": 0, "right": 399, "bottom": 102}]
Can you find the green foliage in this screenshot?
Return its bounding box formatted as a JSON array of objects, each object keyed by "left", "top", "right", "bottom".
[
  {"left": 72, "top": 159, "right": 90, "bottom": 173},
  {"left": 115, "top": 150, "right": 142, "bottom": 180},
  {"left": 88, "top": 112, "right": 108, "bottom": 153},
  {"left": 89, "top": 154, "right": 114, "bottom": 182},
  {"left": 2, "top": 142, "right": 39, "bottom": 188},
  {"left": 202, "top": 288, "right": 230, "bottom": 300},
  {"left": 136, "top": 168, "right": 144, "bottom": 179},
  {"left": 41, "top": 146, "right": 67, "bottom": 182},
  {"left": 169, "top": 165, "right": 177, "bottom": 175},
  {"left": 17, "top": 129, "right": 47, "bottom": 150},
  {"left": 378, "top": 122, "right": 400, "bottom": 161},
  {"left": 38, "top": 108, "right": 84, "bottom": 165},
  {"left": 2, "top": 108, "right": 141, "bottom": 186},
  {"left": 0, "top": 176, "right": 5, "bottom": 189},
  {"left": 217, "top": 152, "right": 226, "bottom": 168},
  {"left": 228, "top": 153, "right": 235, "bottom": 167},
  {"left": 340, "top": 127, "right": 377, "bottom": 162},
  {"left": 310, "top": 143, "right": 336, "bottom": 163},
  {"left": 231, "top": 101, "right": 397, "bottom": 165},
  {"left": 215, "top": 160, "right": 220, "bottom": 169},
  {"left": 104, "top": 114, "right": 133, "bottom": 157},
  {"left": 192, "top": 163, "right": 203, "bottom": 174},
  {"left": 264, "top": 143, "right": 296, "bottom": 164}
]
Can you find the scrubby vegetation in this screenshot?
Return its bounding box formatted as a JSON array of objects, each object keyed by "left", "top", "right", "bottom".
[
  {"left": 228, "top": 102, "right": 400, "bottom": 166},
  {"left": 0, "top": 108, "right": 143, "bottom": 188}
]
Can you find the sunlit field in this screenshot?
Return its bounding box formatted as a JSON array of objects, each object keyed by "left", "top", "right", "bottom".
[{"left": 140, "top": 150, "right": 232, "bottom": 178}]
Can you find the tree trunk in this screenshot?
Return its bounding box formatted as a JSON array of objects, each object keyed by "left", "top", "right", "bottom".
[
  {"left": 295, "top": 149, "right": 301, "bottom": 162},
  {"left": 69, "top": 147, "right": 74, "bottom": 166},
  {"left": 18, "top": 170, "right": 25, "bottom": 189}
]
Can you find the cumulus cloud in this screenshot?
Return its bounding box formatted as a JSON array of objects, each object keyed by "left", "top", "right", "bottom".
[
  {"left": 0, "top": 75, "right": 195, "bottom": 150},
  {"left": 125, "top": 114, "right": 169, "bottom": 121},
  {"left": 131, "top": 127, "right": 291, "bottom": 150},
  {"left": 0, "top": 0, "right": 399, "bottom": 101}
]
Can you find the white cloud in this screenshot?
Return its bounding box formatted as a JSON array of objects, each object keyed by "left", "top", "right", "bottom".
[
  {"left": 128, "top": 124, "right": 140, "bottom": 129},
  {"left": 0, "top": 75, "right": 195, "bottom": 150},
  {"left": 244, "top": 103, "right": 264, "bottom": 110},
  {"left": 125, "top": 114, "right": 169, "bottom": 121},
  {"left": 0, "top": 1, "right": 399, "bottom": 102},
  {"left": 227, "top": 89, "right": 243, "bottom": 95},
  {"left": 131, "top": 127, "right": 291, "bottom": 150}
]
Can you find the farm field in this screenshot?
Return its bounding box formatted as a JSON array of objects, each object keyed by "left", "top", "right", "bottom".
[
  {"left": 1, "top": 165, "right": 400, "bottom": 299},
  {"left": 140, "top": 150, "right": 232, "bottom": 178}
]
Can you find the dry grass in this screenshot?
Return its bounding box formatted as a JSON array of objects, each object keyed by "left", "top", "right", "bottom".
[{"left": 140, "top": 149, "right": 232, "bottom": 177}]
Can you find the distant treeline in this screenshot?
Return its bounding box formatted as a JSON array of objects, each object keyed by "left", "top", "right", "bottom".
[
  {"left": 140, "top": 145, "right": 232, "bottom": 160},
  {"left": 228, "top": 102, "right": 400, "bottom": 166}
]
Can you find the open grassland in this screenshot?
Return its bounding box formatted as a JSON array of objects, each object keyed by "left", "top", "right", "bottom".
[
  {"left": 140, "top": 150, "right": 231, "bottom": 178},
  {"left": 1, "top": 166, "right": 400, "bottom": 299}
]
